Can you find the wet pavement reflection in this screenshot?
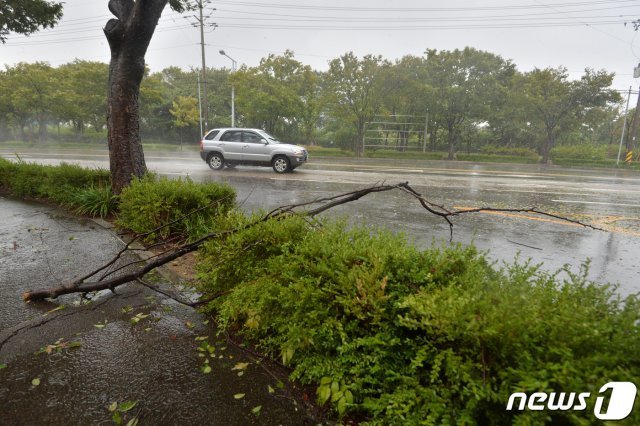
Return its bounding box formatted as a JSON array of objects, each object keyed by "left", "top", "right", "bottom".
[{"left": 0, "top": 197, "right": 313, "bottom": 425}]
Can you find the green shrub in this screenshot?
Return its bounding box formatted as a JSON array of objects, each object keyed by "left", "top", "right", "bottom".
[
  {"left": 117, "top": 174, "right": 236, "bottom": 241},
  {"left": 197, "top": 216, "right": 640, "bottom": 424},
  {"left": 0, "top": 158, "right": 110, "bottom": 203},
  {"left": 481, "top": 144, "right": 540, "bottom": 160},
  {"left": 67, "top": 186, "right": 118, "bottom": 218},
  {"left": 550, "top": 144, "right": 612, "bottom": 162}
]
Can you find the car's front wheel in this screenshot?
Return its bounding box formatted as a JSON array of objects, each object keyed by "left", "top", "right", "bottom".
[
  {"left": 272, "top": 156, "right": 291, "bottom": 173},
  {"left": 207, "top": 152, "right": 224, "bottom": 170}
]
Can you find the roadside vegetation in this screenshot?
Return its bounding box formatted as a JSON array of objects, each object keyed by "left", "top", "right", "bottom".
[
  {"left": 197, "top": 215, "right": 640, "bottom": 424},
  {"left": 1, "top": 50, "right": 638, "bottom": 169},
  {"left": 0, "top": 159, "right": 234, "bottom": 240}
]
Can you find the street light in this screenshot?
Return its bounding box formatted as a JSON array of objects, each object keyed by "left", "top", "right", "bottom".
[{"left": 219, "top": 49, "right": 237, "bottom": 127}]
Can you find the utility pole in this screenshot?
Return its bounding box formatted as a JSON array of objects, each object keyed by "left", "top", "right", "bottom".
[
  {"left": 188, "top": 1, "right": 216, "bottom": 131},
  {"left": 617, "top": 87, "right": 632, "bottom": 166},
  {"left": 626, "top": 86, "right": 640, "bottom": 153}
]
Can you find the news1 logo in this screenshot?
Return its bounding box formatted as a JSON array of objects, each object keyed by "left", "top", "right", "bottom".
[{"left": 506, "top": 382, "right": 637, "bottom": 420}]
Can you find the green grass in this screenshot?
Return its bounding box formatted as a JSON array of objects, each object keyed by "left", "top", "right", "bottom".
[{"left": 0, "top": 140, "right": 199, "bottom": 152}]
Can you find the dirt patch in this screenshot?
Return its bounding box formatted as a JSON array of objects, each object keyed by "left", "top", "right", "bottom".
[{"left": 161, "top": 251, "right": 198, "bottom": 281}]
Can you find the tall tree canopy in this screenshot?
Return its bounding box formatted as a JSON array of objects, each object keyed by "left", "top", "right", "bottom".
[
  {"left": 324, "top": 52, "right": 389, "bottom": 155},
  {"left": 424, "top": 48, "right": 515, "bottom": 160},
  {"left": 519, "top": 67, "right": 619, "bottom": 164},
  {"left": 0, "top": 0, "right": 63, "bottom": 43}
]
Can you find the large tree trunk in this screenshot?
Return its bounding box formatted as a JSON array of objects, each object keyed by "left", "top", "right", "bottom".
[
  {"left": 447, "top": 127, "right": 456, "bottom": 160},
  {"left": 104, "top": 0, "right": 168, "bottom": 194},
  {"left": 541, "top": 134, "right": 554, "bottom": 164}
]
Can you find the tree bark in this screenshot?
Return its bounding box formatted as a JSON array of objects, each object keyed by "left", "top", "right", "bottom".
[
  {"left": 447, "top": 127, "right": 456, "bottom": 160},
  {"left": 541, "top": 132, "right": 554, "bottom": 164},
  {"left": 104, "top": 0, "right": 168, "bottom": 194}
]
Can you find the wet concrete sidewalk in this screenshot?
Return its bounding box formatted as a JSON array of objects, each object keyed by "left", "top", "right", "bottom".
[{"left": 0, "top": 197, "right": 315, "bottom": 425}]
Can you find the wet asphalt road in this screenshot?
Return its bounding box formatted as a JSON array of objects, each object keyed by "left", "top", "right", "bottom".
[{"left": 3, "top": 148, "right": 639, "bottom": 295}]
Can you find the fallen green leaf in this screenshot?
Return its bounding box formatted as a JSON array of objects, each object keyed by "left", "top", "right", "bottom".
[
  {"left": 233, "top": 393, "right": 245, "bottom": 400},
  {"left": 251, "top": 405, "right": 262, "bottom": 415},
  {"left": 44, "top": 305, "right": 65, "bottom": 315},
  {"left": 118, "top": 401, "right": 137, "bottom": 412},
  {"left": 0, "top": 364, "right": 7, "bottom": 370},
  {"left": 108, "top": 402, "right": 118, "bottom": 412},
  {"left": 231, "top": 362, "right": 249, "bottom": 371},
  {"left": 31, "top": 378, "right": 41, "bottom": 386}
]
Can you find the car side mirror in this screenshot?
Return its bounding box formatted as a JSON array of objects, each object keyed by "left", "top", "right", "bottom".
[{"left": 260, "top": 139, "right": 268, "bottom": 144}]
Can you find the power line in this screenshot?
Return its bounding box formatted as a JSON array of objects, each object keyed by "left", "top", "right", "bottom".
[
  {"left": 214, "top": 4, "right": 638, "bottom": 21},
  {"left": 210, "top": 13, "right": 637, "bottom": 24},
  {"left": 185, "top": 1, "right": 218, "bottom": 130},
  {"left": 211, "top": 0, "right": 638, "bottom": 12}
]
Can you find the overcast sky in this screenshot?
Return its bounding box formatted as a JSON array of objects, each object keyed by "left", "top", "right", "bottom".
[{"left": 2, "top": 0, "right": 640, "bottom": 96}]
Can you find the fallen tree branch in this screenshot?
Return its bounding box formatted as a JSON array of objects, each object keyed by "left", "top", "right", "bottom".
[{"left": 22, "top": 182, "right": 604, "bottom": 302}]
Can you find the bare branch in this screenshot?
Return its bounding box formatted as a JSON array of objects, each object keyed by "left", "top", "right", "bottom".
[{"left": 22, "top": 182, "right": 603, "bottom": 302}]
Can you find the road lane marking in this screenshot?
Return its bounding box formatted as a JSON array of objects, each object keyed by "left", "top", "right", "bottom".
[{"left": 551, "top": 199, "right": 640, "bottom": 208}]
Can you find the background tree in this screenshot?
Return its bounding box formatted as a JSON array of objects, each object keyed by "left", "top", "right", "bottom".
[
  {"left": 520, "top": 67, "right": 619, "bottom": 164},
  {"left": 56, "top": 61, "right": 109, "bottom": 135},
  {"left": 323, "top": 52, "right": 388, "bottom": 155},
  {"left": 0, "top": 0, "right": 63, "bottom": 43},
  {"left": 170, "top": 96, "right": 199, "bottom": 149},
  {"left": 424, "top": 48, "right": 515, "bottom": 160},
  {"left": 4, "top": 62, "right": 57, "bottom": 142},
  {"left": 374, "top": 56, "right": 430, "bottom": 151},
  {"left": 230, "top": 51, "right": 310, "bottom": 137}
]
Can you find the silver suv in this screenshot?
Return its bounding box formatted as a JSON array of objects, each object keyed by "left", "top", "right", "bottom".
[{"left": 199, "top": 128, "right": 308, "bottom": 173}]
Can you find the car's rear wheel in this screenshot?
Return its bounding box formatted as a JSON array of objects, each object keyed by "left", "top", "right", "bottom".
[
  {"left": 207, "top": 152, "right": 224, "bottom": 170},
  {"left": 272, "top": 156, "right": 291, "bottom": 173}
]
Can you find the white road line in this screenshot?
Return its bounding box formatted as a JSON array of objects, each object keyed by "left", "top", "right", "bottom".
[{"left": 552, "top": 199, "right": 640, "bottom": 208}]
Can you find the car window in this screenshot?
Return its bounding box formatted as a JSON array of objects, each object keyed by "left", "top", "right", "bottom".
[
  {"left": 204, "top": 130, "right": 220, "bottom": 140},
  {"left": 261, "top": 131, "right": 280, "bottom": 144},
  {"left": 220, "top": 131, "right": 242, "bottom": 142},
  {"left": 243, "top": 131, "right": 263, "bottom": 143}
]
